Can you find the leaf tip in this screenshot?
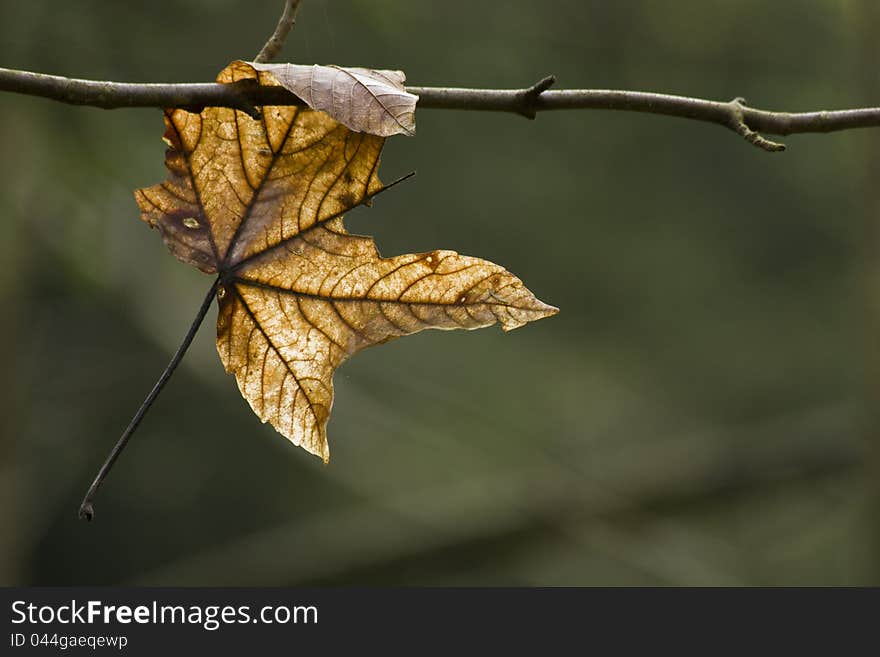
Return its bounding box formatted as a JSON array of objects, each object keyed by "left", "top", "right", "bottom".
[{"left": 499, "top": 298, "right": 559, "bottom": 332}]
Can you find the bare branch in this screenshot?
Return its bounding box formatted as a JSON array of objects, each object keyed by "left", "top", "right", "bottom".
[
  {"left": 254, "top": 0, "right": 303, "bottom": 64},
  {"left": 409, "top": 79, "right": 880, "bottom": 150},
  {"left": 3, "top": 66, "right": 880, "bottom": 150},
  {"left": 0, "top": 67, "right": 278, "bottom": 119}
]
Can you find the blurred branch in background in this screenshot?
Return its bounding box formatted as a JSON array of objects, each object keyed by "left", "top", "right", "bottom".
[{"left": 134, "top": 401, "right": 862, "bottom": 585}]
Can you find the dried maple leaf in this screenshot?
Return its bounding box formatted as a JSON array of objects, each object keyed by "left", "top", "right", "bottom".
[{"left": 134, "top": 61, "right": 557, "bottom": 462}]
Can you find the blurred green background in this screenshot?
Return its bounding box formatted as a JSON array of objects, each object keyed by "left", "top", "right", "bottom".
[{"left": 1, "top": 0, "right": 878, "bottom": 585}]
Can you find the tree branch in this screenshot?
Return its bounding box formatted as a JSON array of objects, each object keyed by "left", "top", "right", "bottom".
[
  {"left": 3, "top": 66, "right": 880, "bottom": 151},
  {"left": 254, "top": 0, "right": 303, "bottom": 64}
]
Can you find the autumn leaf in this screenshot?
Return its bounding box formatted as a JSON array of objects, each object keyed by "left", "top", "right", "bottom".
[
  {"left": 134, "top": 61, "right": 557, "bottom": 463},
  {"left": 249, "top": 61, "right": 418, "bottom": 137}
]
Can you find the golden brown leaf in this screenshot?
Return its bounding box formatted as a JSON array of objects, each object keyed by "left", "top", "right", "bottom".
[{"left": 135, "top": 61, "right": 557, "bottom": 462}]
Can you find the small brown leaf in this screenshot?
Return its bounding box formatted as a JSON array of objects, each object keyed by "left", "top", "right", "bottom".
[
  {"left": 248, "top": 61, "right": 418, "bottom": 137},
  {"left": 135, "top": 61, "right": 556, "bottom": 462}
]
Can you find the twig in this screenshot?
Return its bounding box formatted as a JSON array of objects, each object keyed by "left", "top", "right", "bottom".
[
  {"left": 254, "top": 0, "right": 303, "bottom": 64},
  {"left": 516, "top": 75, "right": 556, "bottom": 119},
  {"left": 727, "top": 97, "right": 786, "bottom": 152},
  {"left": 78, "top": 279, "right": 220, "bottom": 521},
  {"left": 4, "top": 67, "right": 880, "bottom": 150}
]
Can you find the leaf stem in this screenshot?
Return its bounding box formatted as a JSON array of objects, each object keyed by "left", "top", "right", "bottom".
[{"left": 78, "top": 279, "right": 220, "bottom": 522}]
